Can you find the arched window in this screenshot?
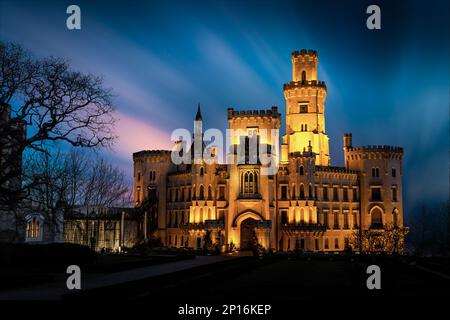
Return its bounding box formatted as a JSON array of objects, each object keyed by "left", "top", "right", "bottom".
[
  {"left": 371, "top": 207, "right": 383, "bottom": 228},
  {"left": 308, "top": 184, "right": 313, "bottom": 199},
  {"left": 299, "top": 184, "right": 305, "bottom": 199},
  {"left": 301, "top": 70, "right": 306, "bottom": 81},
  {"left": 25, "top": 214, "right": 43, "bottom": 242},
  {"left": 208, "top": 185, "right": 213, "bottom": 199},
  {"left": 240, "top": 170, "right": 259, "bottom": 195},
  {"left": 200, "top": 167, "right": 204, "bottom": 176},
  {"left": 299, "top": 165, "right": 304, "bottom": 175},
  {"left": 199, "top": 185, "right": 205, "bottom": 200},
  {"left": 291, "top": 185, "right": 296, "bottom": 199},
  {"left": 393, "top": 209, "right": 399, "bottom": 227}
]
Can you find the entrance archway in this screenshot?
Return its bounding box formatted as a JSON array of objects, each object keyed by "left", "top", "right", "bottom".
[{"left": 240, "top": 218, "right": 257, "bottom": 250}]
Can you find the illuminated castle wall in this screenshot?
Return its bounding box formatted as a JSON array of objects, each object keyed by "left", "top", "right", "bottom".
[{"left": 133, "top": 50, "right": 404, "bottom": 252}]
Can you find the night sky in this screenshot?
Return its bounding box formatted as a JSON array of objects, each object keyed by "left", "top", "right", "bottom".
[{"left": 1, "top": 0, "right": 448, "bottom": 220}]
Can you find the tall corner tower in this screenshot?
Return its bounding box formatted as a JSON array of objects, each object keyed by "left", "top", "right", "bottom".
[{"left": 283, "top": 49, "right": 330, "bottom": 166}]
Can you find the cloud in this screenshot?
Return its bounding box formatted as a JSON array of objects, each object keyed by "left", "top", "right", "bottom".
[{"left": 114, "top": 111, "right": 173, "bottom": 160}]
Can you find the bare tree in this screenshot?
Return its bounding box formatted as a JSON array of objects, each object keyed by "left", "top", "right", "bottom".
[
  {"left": 0, "top": 41, "right": 117, "bottom": 207},
  {"left": 24, "top": 149, "right": 132, "bottom": 242}
]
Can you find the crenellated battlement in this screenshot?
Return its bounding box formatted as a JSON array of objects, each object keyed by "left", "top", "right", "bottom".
[
  {"left": 291, "top": 49, "right": 318, "bottom": 58},
  {"left": 346, "top": 145, "right": 403, "bottom": 154},
  {"left": 133, "top": 150, "right": 172, "bottom": 161},
  {"left": 283, "top": 80, "right": 327, "bottom": 91},
  {"left": 227, "top": 106, "right": 280, "bottom": 120},
  {"left": 315, "top": 165, "right": 358, "bottom": 174}
]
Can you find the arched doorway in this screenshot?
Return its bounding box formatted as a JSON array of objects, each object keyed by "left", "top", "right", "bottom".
[
  {"left": 371, "top": 207, "right": 383, "bottom": 228},
  {"left": 240, "top": 218, "right": 257, "bottom": 250}
]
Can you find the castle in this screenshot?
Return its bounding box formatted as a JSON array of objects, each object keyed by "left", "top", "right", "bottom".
[{"left": 134, "top": 49, "right": 404, "bottom": 252}]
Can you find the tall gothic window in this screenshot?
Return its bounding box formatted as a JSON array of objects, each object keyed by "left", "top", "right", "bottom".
[
  {"left": 208, "top": 185, "right": 213, "bottom": 200},
  {"left": 299, "top": 184, "right": 305, "bottom": 199},
  {"left": 240, "top": 170, "right": 259, "bottom": 196},
  {"left": 199, "top": 185, "right": 205, "bottom": 200},
  {"left": 299, "top": 165, "right": 304, "bottom": 175},
  {"left": 26, "top": 215, "right": 43, "bottom": 242}
]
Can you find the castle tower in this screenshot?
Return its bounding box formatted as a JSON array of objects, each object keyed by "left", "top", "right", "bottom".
[{"left": 282, "top": 50, "right": 330, "bottom": 166}]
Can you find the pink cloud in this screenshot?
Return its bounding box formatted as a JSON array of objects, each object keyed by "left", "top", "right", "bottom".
[{"left": 114, "top": 111, "right": 173, "bottom": 159}]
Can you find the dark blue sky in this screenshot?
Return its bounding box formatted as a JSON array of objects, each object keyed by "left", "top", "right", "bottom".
[{"left": 1, "top": 0, "right": 448, "bottom": 220}]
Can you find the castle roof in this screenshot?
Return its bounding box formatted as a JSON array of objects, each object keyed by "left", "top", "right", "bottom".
[{"left": 195, "top": 103, "right": 202, "bottom": 121}]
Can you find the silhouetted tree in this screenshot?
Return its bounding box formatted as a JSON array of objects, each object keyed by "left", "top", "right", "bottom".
[{"left": 0, "top": 42, "right": 117, "bottom": 209}]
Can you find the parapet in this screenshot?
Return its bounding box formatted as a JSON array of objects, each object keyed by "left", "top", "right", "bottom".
[
  {"left": 291, "top": 49, "right": 318, "bottom": 58},
  {"left": 346, "top": 145, "right": 403, "bottom": 153},
  {"left": 133, "top": 150, "right": 172, "bottom": 160},
  {"left": 227, "top": 106, "right": 281, "bottom": 120}
]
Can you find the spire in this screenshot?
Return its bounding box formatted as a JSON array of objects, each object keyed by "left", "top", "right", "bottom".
[{"left": 195, "top": 103, "right": 203, "bottom": 121}]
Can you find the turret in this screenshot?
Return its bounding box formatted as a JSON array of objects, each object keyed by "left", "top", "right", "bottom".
[{"left": 283, "top": 49, "right": 330, "bottom": 166}]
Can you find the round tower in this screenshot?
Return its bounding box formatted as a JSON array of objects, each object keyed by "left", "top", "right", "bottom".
[{"left": 283, "top": 49, "right": 330, "bottom": 166}]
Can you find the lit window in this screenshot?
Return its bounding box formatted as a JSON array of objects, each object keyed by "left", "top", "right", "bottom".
[
  {"left": 392, "top": 187, "right": 398, "bottom": 202},
  {"left": 299, "top": 103, "right": 308, "bottom": 113},
  {"left": 25, "top": 214, "right": 43, "bottom": 242}
]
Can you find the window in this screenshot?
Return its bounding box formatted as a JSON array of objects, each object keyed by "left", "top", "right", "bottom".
[
  {"left": 334, "top": 212, "right": 339, "bottom": 228},
  {"left": 208, "top": 185, "right": 213, "bottom": 199},
  {"left": 200, "top": 167, "right": 204, "bottom": 176},
  {"left": 314, "top": 186, "right": 318, "bottom": 200},
  {"left": 299, "top": 165, "right": 304, "bottom": 175},
  {"left": 309, "top": 185, "right": 313, "bottom": 199},
  {"left": 393, "top": 209, "right": 399, "bottom": 227},
  {"left": 240, "top": 170, "right": 259, "bottom": 195},
  {"left": 371, "top": 188, "right": 382, "bottom": 201},
  {"left": 333, "top": 187, "right": 339, "bottom": 201},
  {"left": 299, "top": 103, "right": 308, "bottom": 113},
  {"left": 352, "top": 188, "right": 358, "bottom": 201},
  {"left": 291, "top": 185, "right": 296, "bottom": 199},
  {"left": 281, "top": 186, "right": 288, "bottom": 199},
  {"left": 392, "top": 187, "right": 398, "bottom": 202},
  {"left": 334, "top": 238, "right": 339, "bottom": 249},
  {"left": 299, "top": 184, "right": 305, "bottom": 199},
  {"left": 199, "top": 185, "right": 205, "bottom": 200},
  {"left": 26, "top": 215, "right": 43, "bottom": 242},
  {"left": 315, "top": 239, "right": 319, "bottom": 251},
  {"left": 218, "top": 186, "right": 225, "bottom": 200},
  {"left": 323, "top": 187, "right": 328, "bottom": 201},
  {"left": 247, "top": 127, "right": 259, "bottom": 137},
  {"left": 371, "top": 207, "right": 383, "bottom": 228},
  {"left": 301, "top": 70, "right": 306, "bottom": 81},
  {"left": 324, "top": 238, "right": 329, "bottom": 249},
  {"left": 344, "top": 213, "right": 349, "bottom": 229},
  {"left": 343, "top": 188, "right": 349, "bottom": 202},
  {"left": 371, "top": 167, "right": 380, "bottom": 177},
  {"left": 392, "top": 168, "right": 397, "bottom": 177},
  {"left": 137, "top": 172, "right": 141, "bottom": 181},
  {"left": 281, "top": 211, "right": 288, "bottom": 224}
]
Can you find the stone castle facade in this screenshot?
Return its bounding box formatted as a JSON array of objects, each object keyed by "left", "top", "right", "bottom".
[{"left": 134, "top": 49, "right": 404, "bottom": 252}]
